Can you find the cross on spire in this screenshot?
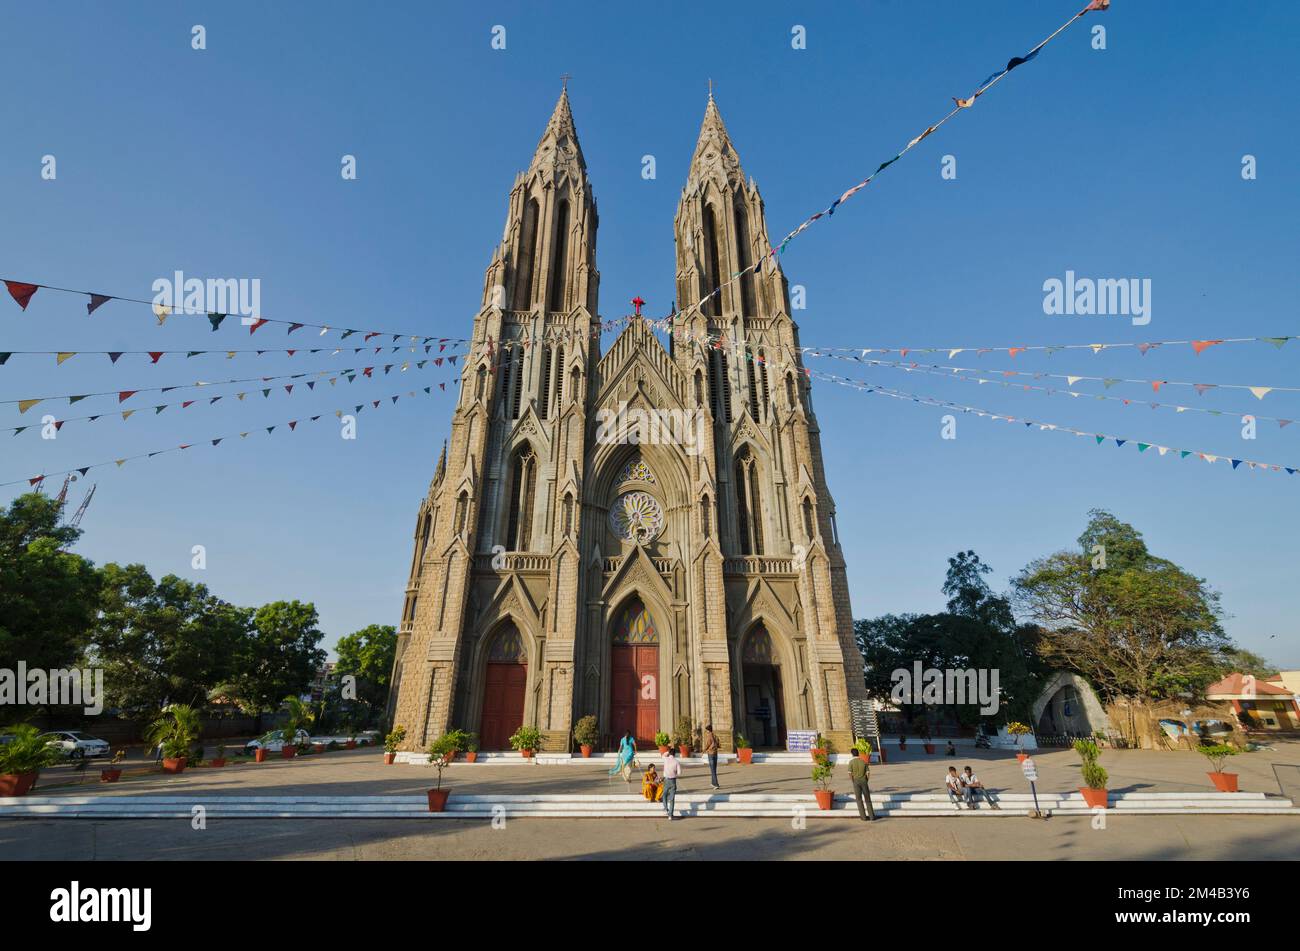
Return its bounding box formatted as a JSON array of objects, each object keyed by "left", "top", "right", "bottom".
[
  {"left": 631, "top": 296, "right": 646, "bottom": 317},
  {"left": 707, "top": 78, "right": 714, "bottom": 101},
  {"left": 561, "top": 72, "right": 571, "bottom": 91}
]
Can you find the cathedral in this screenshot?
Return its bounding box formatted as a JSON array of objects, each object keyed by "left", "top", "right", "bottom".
[{"left": 388, "top": 88, "right": 867, "bottom": 753}]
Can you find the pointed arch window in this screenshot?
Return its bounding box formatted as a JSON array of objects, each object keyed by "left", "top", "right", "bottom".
[
  {"left": 758, "top": 350, "right": 770, "bottom": 420},
  {"left": 742, "top": 626, "right": 776, "bottom": 664},
  {"left": 510, "top": 351, "right": 524, "bottom": 419},
  {"left": 694, "top": 368, "right": 704, "bottom": 406},
  {"left": 734, "top": 199, "right": 756, "bottom": 318},
  {"left": 554, "top": 346, "right": 566, "bottom": 410},
  {"left": 499, "top": 356, "right": 513, "bottom": 413},
  {"left": 506, "top": 448, "right": 538, "bottom": 551},
  {"left": 563, "top": 493, "right": 574, "bottom": 537},
  {"left": 475, "top": 364, "right": 487, "bottom": 402},
  {"left": 487, "top": 623, "right": 527, "bottom": 663},
  {"left": 700, "top": 495, "right": 712, "bottom": 537},
  {"left": 785, "top": 372, "right": 796, "bottom": 410},
  {"left": 802, "top": 495, "right": 816, "bottom": 541},
  {"left": 548, "top": 200, "right": 570, "bottom": 313},
  {"left": 746, "top": 355, "right": 760, "bottom": 420},
  {"left": 513, "top": 197, "right": 540, "bottom": 311},
  {"left": 734, "top": 448, "right": 763, "bottom": 556},
  {"left": 538, "top": 345, "right": 553, "bottom": 420},
  {"left": 703, "top": 204, "right": 724, "bottom": 318},
  {"left": 613, "top": 597, "right": 659, "bottom": 644},
  {"left": 569, "top": 365, "right": 580, "bottom": 407},
  {"left": 454, "top": 492, "right": 469, "bottom": 536}
]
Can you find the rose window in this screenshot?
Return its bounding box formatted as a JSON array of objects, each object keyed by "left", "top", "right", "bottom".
[{"left": 609, "top": 491, "right": 664, "bottom": 543}]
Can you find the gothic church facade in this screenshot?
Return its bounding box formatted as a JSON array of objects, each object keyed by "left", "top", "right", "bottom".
[{"left": 388, "top": 90, "right": 866, "bottom": 753}]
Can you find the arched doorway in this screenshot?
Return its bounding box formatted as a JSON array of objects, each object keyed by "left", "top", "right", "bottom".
[
  {"left": 610, "top": 598, "right": 659, "bottom": 748},
  {"left": 741, "top": 626, "right": 786, "bottom": 749},
  {"left": 480, "top": 624, "right": 527, "bottom": 751}
]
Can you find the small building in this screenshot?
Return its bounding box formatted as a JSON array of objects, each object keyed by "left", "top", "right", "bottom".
[
  {"left": 1032, "top": 671, "right": 1111, "bottom": 740},
  {"left": 1205, "top": 672, "right": 1300, "bottom": 732}
]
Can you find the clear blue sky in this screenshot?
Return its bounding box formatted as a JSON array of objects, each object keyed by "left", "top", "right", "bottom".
[{"left": 2, "top": 1, "right": 1296, "bottom": 666}]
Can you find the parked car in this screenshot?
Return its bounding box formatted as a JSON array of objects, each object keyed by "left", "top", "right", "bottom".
[
  {"left": 39, "top": 731, "right": 110, "bottom": 759},
  {"left": 244, "top": 729, "right": 311, "bottom": 754}
]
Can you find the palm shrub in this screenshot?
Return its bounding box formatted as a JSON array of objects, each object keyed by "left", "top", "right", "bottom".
[
  {"left": 144, "top": 704, "right": 201, "bottom": 759},
  {"left": 281, "top": 695, "right": 316, "bottom": 749},
  {"left": 1199, "top": 742, "right": 1239, "bottom": 774},
  {"left": 0, "top": 725, "right": 63, "bottom": 774},
  {"left": 573, "top": 715, "right": 599, "bottom": 749}
]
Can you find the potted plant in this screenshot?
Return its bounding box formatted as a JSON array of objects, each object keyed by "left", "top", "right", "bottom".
[
  {"left": 279, "top": 695, "right": 315, "bottom": 759},
  {"left": 735, "top": 733, "right": 753, "bottom": 765},
  {"left": 384, "top": 725, "right": 407, "bottom": 764},
  {"left": 1200, "top": 742, "right": 1241, "bottom": 792},
  {"left": 510, "top": 726, "right": 543, "bottom": 757},
  {"left": 464, "top": 733, "right": 479, "bottom": 763},
  {"left": 673, "top": 716, "right": 694, "bottom": 759},
  {"left": 1007, "top": 721, "right": 1032, "bottom": 761},
  {"left": 440, "top": 729, "right": 470, "bottom": 764},
  {"left": 254, "top": 746, "right": 268, "bottom": 763},
  {"left": 209, "top": 744, "right": 228, "bottom": 768},
  {"left": 144, "top": 703, "right": 200, "bottom": 774},
  {"left": 854, "top": 737, "right": 872, "bottom": 763},
  {"left": 574, "top": 715, "right": 599, "bottom": 757},
  {"left": 811, "top": 751, "right": 836, "bottom": 810},
  {"left": 811, "top": 732, "right": 828, "bottom": 761},
  {"left": 426, "top": 733, "right": 458, "bottom": 811},
  {"left": 655, "top": 731, "right": 671, "bottom": 755},
  {"left": 1074, "top": 739, "right": 1109, "bottom": 809},
  {"left": 101, "top": 749, "right": 126, "bottom": 783},
  {"left": 0, "top": 724, "right": 63, "bottom": 795},
  {"left": 345, "top": 737, "right": 357, "bottom": 750}
]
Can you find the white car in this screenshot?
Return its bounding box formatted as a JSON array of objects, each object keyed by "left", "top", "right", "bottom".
[
  {"left": 244, "top": 729, "right": 311, "bottom": 754},
  {"left": 40, "top": 731, "right": 110, "bottom": 759}
]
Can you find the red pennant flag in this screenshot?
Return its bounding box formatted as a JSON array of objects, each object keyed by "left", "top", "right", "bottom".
[
  {"left": 289, "top": 420, "right": 298, "bottom": 431},
  {"left": 1152, "top": 381, "right": 1165, "bottom": 392},
  {"left": 148, "top": 351, "right": 164, "bottom": 364},
  {"left": 286, "top": 349, "right": 296, "bottom": 357},
  {"left": 28, "top": 475, "right": 45, "bottom": 487},
  {"left": 362, "top": 367, "right": 374, "bottom": 377},
  {"left": 5, "top": 281, "right": 39, "bottom": 310},
  {"left": 182, "top": 400, "right": 194, "bottom": 409},
  {"left": 87, "top": 293, "right": 111, "bottom": 315},
  {"left": 1190, "top": 339, "right": 1223, "bottom": 355},
  {"left": 118, "top": 390, "right": 137, "bottom": 402},
  {"left": 439, "top": 382, "right": 445, "bottom": 391},
  {"left": 248, "top": 318, "right": 269, "bottom": 334},
  {"left": 285, "top": 385, "right": 294, "bottom": 394},
  {"left": 364, "top": 332, "right": 380, "bottom": 342},
  {"left": 434, "top": 358, "right": 443, "bottom": 366},
  {"left": 108, "top": 352, "right": 123, "bottom": 363}
]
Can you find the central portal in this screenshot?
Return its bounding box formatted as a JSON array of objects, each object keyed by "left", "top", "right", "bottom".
[{"left": 610, "top": 597, "right": 659, "bottom": 748}]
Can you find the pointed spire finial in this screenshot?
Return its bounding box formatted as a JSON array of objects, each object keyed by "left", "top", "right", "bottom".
[
  {"left": 561, "top": 72, "right": 571, "bottom": 91},
  {"left": 707, "top": 78, "right": 714, "bottom": 101}
]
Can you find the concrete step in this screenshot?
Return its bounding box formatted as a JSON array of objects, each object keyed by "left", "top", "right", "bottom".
[
  {"left": 2, "top": 791, "right": 1294, "bottom": 819},
  {"left": 393, "top": 751, "right": 880, "bottom": 766}
]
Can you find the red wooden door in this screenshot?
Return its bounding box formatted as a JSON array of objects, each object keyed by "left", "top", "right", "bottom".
[
  {"left": 480, "top": 662, "right": 527, "bottom": 751},
  {"left": 611, "top": 645, "right": 658, "bottom": 748}
]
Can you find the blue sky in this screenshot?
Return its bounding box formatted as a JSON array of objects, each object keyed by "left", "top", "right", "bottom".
[{"left": 1, "top": 1, "right": 1296, "bottom": 666}]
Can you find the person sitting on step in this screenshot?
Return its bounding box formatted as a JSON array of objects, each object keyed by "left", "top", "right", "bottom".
[
  {"left": 945, "top": 766, "right": 965, "bottom": 807},
  {"left": 642, "top": 763, "right": 664, "bottom": 802}
]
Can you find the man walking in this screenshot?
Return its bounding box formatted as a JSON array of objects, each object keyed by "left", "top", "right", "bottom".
[
  {"left": 702, "top": 723, "right": 721, "bottom": 790},
  {"left": 662, "top": 746, "right": 681, "bottom": 820},
  {"left": 849, "top": 748, "right": 875, "bottom": 821}
]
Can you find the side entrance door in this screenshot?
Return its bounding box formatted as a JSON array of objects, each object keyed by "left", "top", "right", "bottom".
[{"left": 611, "top": 645, "right": 659, "bottom": 748}]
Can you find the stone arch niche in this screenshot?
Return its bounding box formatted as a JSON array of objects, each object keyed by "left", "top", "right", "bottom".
[
  {"left": 735, "top": 624, "right": 788, "bottom": 748},
  {"left": 476, "top": 621, "right": 529, "bottom": 751}
]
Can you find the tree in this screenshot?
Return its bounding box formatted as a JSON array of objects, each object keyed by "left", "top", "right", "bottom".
[
  {"left": 0, "top": 493, "right": 100, "bottom": 679},
  {"left": 1012, "top": 509, "right": 1228, "bottom": 704},
  {"left": 223, "top": 601, "right": 326, "bottom": 724},
  {"left": 92, "top": 564, "right": 250, "bottom": 715},
  {"left": 855, "top": 551, "right": 1044, "bottom": 726},
  {"left": 334, "top": 623, "right": 397, "bottom": 708}
]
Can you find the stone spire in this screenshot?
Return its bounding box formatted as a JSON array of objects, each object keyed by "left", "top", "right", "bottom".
[
  {"left": 687, "top": 96, "right": 744, "bottom": 191},
  {"left": 529, "top": 87, "right": 587, "bottom": 179}
]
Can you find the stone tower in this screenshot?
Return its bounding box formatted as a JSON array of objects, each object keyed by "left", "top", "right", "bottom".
[{"left": 388, "top": 92, "right": 865, "bottom": 754}]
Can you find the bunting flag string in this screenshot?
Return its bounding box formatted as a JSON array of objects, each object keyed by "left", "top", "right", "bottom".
[
  {"left": 3, "top": 360, "right": 459, "bottom": 435},
  {"left": 840, "top": 357, "right": 1298, "bottom": 431},
  {"left": 805, "top": 365, "right": 1300, "bottom": 479},
  {"left": 640, "top": 0, "right": 1110, "bottom": 327},
  {"left": 790, "top": 335, "right": 1291, "bottom": 360},
  {"left": 804, "top": 352, "right": 1300, "bottom": 399},
  {"left": 0, "top": 357, "right": 460, "bottom": 413},
  {"left": 2, "top": 378, "right": 470, "bottom": 489},
  {"left": 0, "top": 343, "right": 469, "bottom": 366}
]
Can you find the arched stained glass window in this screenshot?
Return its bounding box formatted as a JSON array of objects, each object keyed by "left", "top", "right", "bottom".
[
  {"left": 742, "top": 626, "right": 776, "bottom": 664},
  {"left": 487, "top": 624, "right": 526, "bottom": 663},
  {"left": 612, "top": 598, "right": 659, "bottom": 645}
]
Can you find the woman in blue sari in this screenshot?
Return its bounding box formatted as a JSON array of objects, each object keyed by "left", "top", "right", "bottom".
[{"left": 609, "top": 731, "right": 636, "bottom": 782}]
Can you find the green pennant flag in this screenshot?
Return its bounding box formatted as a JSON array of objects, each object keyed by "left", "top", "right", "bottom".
[
  {"left": 154, "top": 405, "right": 166, "bottom": 414},
  {"left": 1137, "top": 443, "right": 1150, "bottom": 452},
  {"left": 1260, "top": 337, "right": 1289, "bottom": 348},
  {"left": 68, "top": 395, "right": 89, "bottom": 404},
  {"left": 208, "top": 312, "right": 226, "bottom": 331},
  {"left": 1095, "top": 435, "right": 1105, "bottom": 444},
  {"left": 1180, "top": 450, "right": 1192, "bottom": 459}
]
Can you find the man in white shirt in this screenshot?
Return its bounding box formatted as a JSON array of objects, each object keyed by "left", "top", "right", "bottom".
[
  {"left": 945, "top": 766, "right": 965, "bottom": 808},
  {"left": 662, "top": 747, "right": 682, "bottom": 820},
  {"left": 962, "top": 766, "right": 989, "bottom": 807}
]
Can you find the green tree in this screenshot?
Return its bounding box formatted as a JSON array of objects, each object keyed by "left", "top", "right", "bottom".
[
  {"left": 334, "top": 623, "right": 397, "bottom": 708},
  {"left": 222, "top": 601, "right": 326, "bottom": 725},
  {"left": 0, "top": 493, "right": 100, "bottom": 680},
  {"left": 1012, "top": 509, "right": 1228, "bottom": 704},
  {"left": 92, "top": 563, "right": 250, "bottom": 715}
]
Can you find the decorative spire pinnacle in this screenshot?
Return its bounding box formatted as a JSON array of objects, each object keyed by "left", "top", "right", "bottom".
[
  {"left": 530, "top": 84, "right": 586, "bottom": 176},
  {"left": 688, "top": 93, "right": 743, "bottom": 190}
]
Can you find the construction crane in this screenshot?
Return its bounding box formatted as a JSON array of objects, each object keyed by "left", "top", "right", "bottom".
[{"left": 69, "top": 484, "right": 96, "bottom": 528}]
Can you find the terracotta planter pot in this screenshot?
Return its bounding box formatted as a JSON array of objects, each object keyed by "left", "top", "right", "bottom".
[
  {"left": 1079, "top": 787, "right": 1108, "bottom": 809},
  {"left": 281, "top": 747, "right": 296, "bottom": 759},
  {"left": 100, "top": 768, "right": 122, "bottom": 783},
  {"left": 465, "top": 751, "right": 478, "bottom": 763},
  {"left": 427, "top": 788, "right": 451, "bottom": 812},
  {"left": 383, "top": 752, "right": 396, "bottom": 765},
  {"left": 1016, "top": 752, "right": 1028, "bottom": 763},
  {"left": 520, "top": 748, "right": 535, "bottom": 758},
  {"left": 658, "top": 745, "right": 670, "bottom": 755},
  {"left": 737, "top": 747, "right": 753, "bottom": 764},
  {"left": 312, "top": 744, "right": 325, "bottom": 754},
  {"left": 1209, "top": 772, "right": 1239, "bottom": 792},
  {"left": 677, "top": 745, "right": 691, "bottom": 759},
  {"left": 579, "top": 744, "right": 593, "bottom": 758},
  {"left": 345, "top": 740, "right": 357, "bottom": 750},
  {"left": 443, "top": 750, "right": 457, "bottom": 764},
  {"left": 813, "top": 788, "right": 834, "bottom": 811},
  {"left": 209, "top": 758, "right": 227, "bottom": 768},
  {"left": 923, "top": 743, "right": 935, "bottom": 755},
  {"left": 0, "top": 771, "right": 39, "bottom": 796},
  {"left": 811, "top": 747, "right": 827, "bottom": 761},
  {"left": 858, "top": 753, "right": 871, "bottom": 764},
  {"left": 254, "top": 748, "right": 267, "bottom": 763},
  {"left": 162, "top": 757, "right": 187, "bottom": 774}
]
